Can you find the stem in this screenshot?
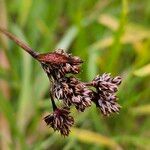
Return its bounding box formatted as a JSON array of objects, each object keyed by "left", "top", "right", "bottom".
[
  {"left": 49, "top": 78, "right": 57, "bottom": 111},
  {"left": 49, "top": 90, "right": 57, "bottom": 111},
  {"left": 0, "top": 27, "right": 39, "bottom": 59}
]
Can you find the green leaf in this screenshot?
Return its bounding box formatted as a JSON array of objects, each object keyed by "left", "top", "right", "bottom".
[
  {"left": 131, "top": 105, "right": 150, "bottom": 115},
  {"left": 70, "top": 128, "right": 121, "bottom": 149},
  {"left": 134, "top": 63, "right": 150, "bottom": 77}
]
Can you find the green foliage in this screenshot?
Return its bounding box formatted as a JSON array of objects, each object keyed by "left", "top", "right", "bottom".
[{"left": 0, "top": 0, "right": 150, "bottom": 149}]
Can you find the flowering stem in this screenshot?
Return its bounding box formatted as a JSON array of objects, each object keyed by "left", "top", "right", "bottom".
[
  {"left": 49, "top": 91, "right": 57, "bottom": 111},
  {"left": 49, "top": 79, "right": 57, "bottom": 111}
]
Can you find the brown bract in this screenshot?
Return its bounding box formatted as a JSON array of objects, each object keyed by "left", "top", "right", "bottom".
[
  {"left": 40, "top": 50, "right": 83, "bottom": 80},
  {"left": 37, "top": 52, "right": 83, "bottom": 65}
]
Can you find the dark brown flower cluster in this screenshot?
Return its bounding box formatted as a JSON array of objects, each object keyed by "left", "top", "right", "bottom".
[
  {"left": 53, "top": 76, "right": 93, "bottom": 112},
  {"left": 40, "top": 50, "right": 122, "bottom": 136},
  {"left": 40, "top": 49, "right": 82, "bottom": 80},
  {"left": 0, "top": 28, "right": 122, "bottom": 137},
  {"left": 91, "top": 73, "right": 122, "bottom": 116},
  {"left": 44, "top": 107, "right": 74, "bottom": 136}
]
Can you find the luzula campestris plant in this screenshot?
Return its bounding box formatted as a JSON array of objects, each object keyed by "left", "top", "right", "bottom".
[{"left": 0, "top": 28, "right": 122, "bottom": 136}]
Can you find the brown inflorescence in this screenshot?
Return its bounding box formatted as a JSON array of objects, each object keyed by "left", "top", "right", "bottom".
[
  {"left": 40, "top": 49, "right": 82, "bottom": 80},
  {"left": 41, "top": 50, "right": 122, "bottom": 136},
  {"left": 91, "top": 73, "right": 122, "bottom": 116},
  {"left": 44, "top": 107, "right": 74, "bottom": 136},
  {"left": 0, "top": 28, "right": 122, "bottom": 136},
  {"left": 53, "top": 77, "right": 93, "bottom": 112}
]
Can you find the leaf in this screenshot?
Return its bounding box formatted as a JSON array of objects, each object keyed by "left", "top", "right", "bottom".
[
  {"left": 70, "top": 128, "right": 122, "bottom": 150},
  {"left": 115, "top": 135, "right": 150, "bottom": 149},
  {"left": 87, "top": 48, "right": 98, "bottom": 80},
  {"left": 134, "top": 63, "right": 150, "bottom": 77},
  {"left": 56, "top": 26, "right": 79, "bottom": 50},
  {"left": 0, "top": 92, "right": 16, "bottom": 135},
  {"left": 32, "top": 135, "right": 57, "bottom": 150},
  {"left": 0, "top": 0, "right": 8, "bottom": 49},
  {"left": 98, "top": 14, "right": 118, "bottom": 31},
  {"left": 131, "top": 105, "right": 150, "bottom": 115},
  {"left": 94, "top": 14, "right": 150, "bottom": 50},
  {"left": 0, "top": 92, "right": 27, "bottom": 149},
  {"left": 0, "top": 2, "right": 11, "bottom": 148},
  {"left": 12, "top": 26, "right": 33, "bottom": 132},
  {"left": 18, "top": 0, "right": 33, "bottom": 27}
]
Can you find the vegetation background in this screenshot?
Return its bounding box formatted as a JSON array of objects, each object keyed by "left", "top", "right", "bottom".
[{"left": 0, "top": 0, "right": 150, "bottom": 149}]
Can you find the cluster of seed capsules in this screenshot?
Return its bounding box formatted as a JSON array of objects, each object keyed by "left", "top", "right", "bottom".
[
  {"left": 0, "top": 28, "right": 122, "bottom": 136},
  {"left": 40, "top": 49, "right": 122, "bottom": 136}
]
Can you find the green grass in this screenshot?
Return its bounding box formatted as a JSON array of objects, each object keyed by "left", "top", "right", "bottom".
[{"left": 0, "top": 0, "right": 150, "bottom": 149}]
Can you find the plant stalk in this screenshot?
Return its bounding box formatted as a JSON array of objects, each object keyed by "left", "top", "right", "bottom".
[{"left": 0, "top": 27, "right": 39, "bottom": 59}]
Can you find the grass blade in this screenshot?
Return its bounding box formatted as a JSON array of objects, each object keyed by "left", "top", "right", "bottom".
[{"left": 70, "top": 128, "right": 122, "bottom": 150}]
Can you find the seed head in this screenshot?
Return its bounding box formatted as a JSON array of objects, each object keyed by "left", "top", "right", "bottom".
[
  {"left": 53, "top": 77, "right": 92, "bottom": 111},
  {"left": 93, "top": 92, "right": 121, "bottom": 116},
  {"left": 0, "top": 28, "right": 123, "bottom": 137},
  {"left": 41, "top": 49, "right": 82, "bottom": 80},
  {"left": 92, "top": 73, "right": 122, "bottom": 116},
  {"left": 44, "top": 107, "right": 74, "bottom": 136},
  {"left": 92, "top": 73, "right": 122, "bottom": 93}
]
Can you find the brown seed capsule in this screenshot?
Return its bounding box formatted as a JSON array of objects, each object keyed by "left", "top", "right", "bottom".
[
  {"left": 93, "top": 92, "right": 121, "bottom": 116},
  {"left": 91, "top": 73, "right": 122, "bottom": 116},
  {"left": 92, "top": 73, "right": 122, "bottom": 93},
  {"left": 0, "top": 28, "right": 123, "bottom": 136},
  {"left": 53, "top": 77, "right": 92, "bottom": 111},
  {"left": 44, "top": 107, "right": 74, "bottom": 136},
  {"left": 40, "top": 50, "right": 82, "bottom": 80}
]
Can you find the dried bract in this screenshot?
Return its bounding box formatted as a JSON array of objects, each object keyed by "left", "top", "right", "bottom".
[{"left": 41, "top": 49, "right": 82, "bottom": 80}]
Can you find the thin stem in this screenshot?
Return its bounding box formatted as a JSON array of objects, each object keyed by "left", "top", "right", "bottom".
[
  {"left": 49, "top": 77, "right": 57, "bottom": 111},
  {"left": 0, "top": 27, "right": 39, "bottom": 59},
  {"left": 49, "top": 90, "right": 57, "bottom": 111}
]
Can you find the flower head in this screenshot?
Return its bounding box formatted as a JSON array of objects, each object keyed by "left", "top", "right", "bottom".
[
  {"left": 40, "top": 49, "right": 83, "bottom": 80},
  {"left": 92, "top": 73, "right": 122, "bottom": 116},
  {"left": 0, "top": 28, "right": 123, "bottom": 137},
  {"left": 93, "top": 92, "right": 121, "bottom": 116},
  {"left": 92, "top": 73, "right": 122, "bottom": 93},
  {"left": 44, "top": 107, "right": 74, "bottom": 136},
  {"left": 53, "top": 77, "right": 92, "bottom": 111}
]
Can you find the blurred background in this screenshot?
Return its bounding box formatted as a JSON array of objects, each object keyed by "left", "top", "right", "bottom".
[{"left": 0, "top": 0, "right": 150, "bottom": 149}]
